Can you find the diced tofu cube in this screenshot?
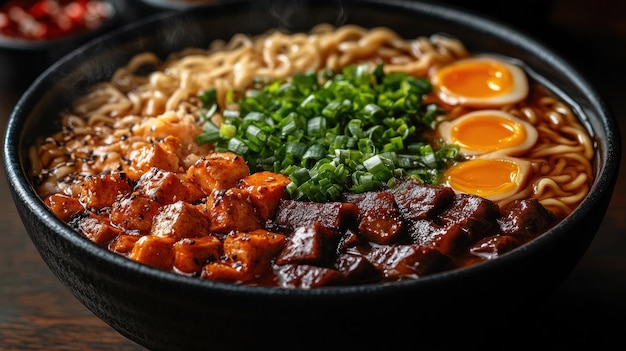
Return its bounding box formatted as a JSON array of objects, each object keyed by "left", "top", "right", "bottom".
[
  {"left": 76, "top": 213, "right": 122, "bottom": 245},
  {"left": 44, "top": 193, "right": 84, "bottom": 222},
  {"left": 151, "top": 201, "right": 211, "bottom": 240},
  {"left": 173, "top": 236, "right": 222, "bottom": 274},
  {"left": 202, "top": 230, "right": 285, "bottom": 282},
  {"left": 127, "top": 140, "right": 180, "bottom": 179},
  {"left": 186, "top": 152, "right": 249, "bottom": 192},
  {"left": 78, "top": 172, "right": 133, "bottom": 209},
  {"left": 110, "top": 194, "right": 161, "bottom": 233},
  {"left": 135, "top": 167, "right": 205, "bottom": 204},
  {"left": 238, "top": 171, "right": 291, "bottom": 220},
  {"left": 108, "top": 234, "right": 141, "bottom": 254},
  {"left": 206, "top": 188, "right": 261, "bottom": 233},
  {"left": 130, "top": 235, "right": 175, "bottom": 270}
]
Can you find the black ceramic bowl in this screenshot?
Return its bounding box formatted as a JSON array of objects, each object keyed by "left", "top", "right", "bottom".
[{"left": 3, "top": 0, "right": 621, "bottom": 349}]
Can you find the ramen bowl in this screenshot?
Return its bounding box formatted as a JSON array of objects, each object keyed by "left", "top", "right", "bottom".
[{"left": 2, "top": 0, "right": 620, "bottom": 350}]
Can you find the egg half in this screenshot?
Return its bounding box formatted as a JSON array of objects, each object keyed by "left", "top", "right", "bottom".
[
  {"left": 438, "top": 109, "right": 538, "bottom": 156},
  {"left": 431, "top": 55, "right": 529, "bottom": 107},
  {"left": 444, "top": 157, "right": 531, "bottom": 201}
]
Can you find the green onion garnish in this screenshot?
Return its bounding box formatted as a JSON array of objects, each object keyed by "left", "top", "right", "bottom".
[{"left": 196, "top": 63, "right": 459, "bottom": 202}]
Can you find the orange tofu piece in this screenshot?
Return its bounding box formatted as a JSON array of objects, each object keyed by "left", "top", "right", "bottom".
[
  {"left": 177, "top": 174, "right": 207, "bottom": 202},
  {"left": 44, "top": 193, "right": 84, "bottom": 222},
  {"left": 151, "top": 201, "right": 211, "bottom": 240},
  {"left": 238, "top": 171, "right": 291, "bottom": 220},
  {"left": 127, "top": 140, "right": 181, "bottom": 179},
  {"left": 206, "top": 188, "right": 261, "bottom": 233},
  {"left": 130, "top": 235, "right": 175, "bottom": 270},
  {"left": 173, "top": 236, "right": 222, "bottom": 274},
  {"left": 110, "top": 194, "right": 161, "bottom": 233},
  {"left": 186, "top": 152, "right": 249, "bottom": 192},
  {"left": 78, "top": 172, "right": 133, "bottom": 209},
  {"left": 108, "top": 234, "right": 141, "bottom": 254},
  {"left": 135, "top": 167, "right": 205, "bottom": 204},
  {"left": 202, "top": 230, "right": 285, "bottom": 282},
  {"left": 76, "top": 213, "right": 122, "bottom": 245}
]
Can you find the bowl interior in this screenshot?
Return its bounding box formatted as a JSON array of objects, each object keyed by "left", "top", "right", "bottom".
[{"left": 2, "top": 0, "right": 621, "bottom": 348}]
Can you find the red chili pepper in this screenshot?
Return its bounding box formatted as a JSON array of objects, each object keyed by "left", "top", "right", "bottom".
[{"left": 0, "top": 0, "right": 112, "bottom": 41}]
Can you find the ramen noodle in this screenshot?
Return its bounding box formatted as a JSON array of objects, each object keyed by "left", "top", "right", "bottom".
[{"left": 30, "top": 24, "right": 594, "bottom": 286}]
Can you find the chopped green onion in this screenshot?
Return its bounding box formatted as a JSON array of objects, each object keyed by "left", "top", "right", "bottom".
[{"left": 196, "top": 63, "right": 458, "bottom": 202}]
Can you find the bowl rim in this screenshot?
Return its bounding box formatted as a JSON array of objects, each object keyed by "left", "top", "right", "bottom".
[{"left": 3, "top": 0, "right": 622, "bottom": 298}]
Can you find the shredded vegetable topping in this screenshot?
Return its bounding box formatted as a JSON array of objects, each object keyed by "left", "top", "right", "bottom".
[{"left": 197, "top": 63, "right": 460, "bottom": 202}]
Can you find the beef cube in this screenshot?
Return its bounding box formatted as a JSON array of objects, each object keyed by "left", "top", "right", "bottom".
[
  {"left": 391, "top": 178, "right": 455, "bottom": 221},
  {"left": 202, "top": 230, "right": 285, "bottom": 282},
  {"left": 406, "top": 220, "right": 470, "bottom": 255},
  {"left": 365, "top": 244, "right": 452, "bottom": 279},
  {"left": 78, "top": 172, "right": 133, "bottom": 209},
  {"left": 135, "top": 167, "right": 205, "bottom": 204},
  {"left": 335, "top": 252, "right": 382, "bottom": 284},
  {"left": 337, "top": 228, "right": 361, "bottom": 252},
  {"left": 186, "top": 152, "right": 250, "bottom": 193},
  {"left": 274, "top": 199, "right": 358, "bottom": 232},
  {"left": 438, "top": 193, "right": 501, "bottom": 242},
  {"left": 110, "top": 194, "right": 161, "bottom": 233},
  {"left": 206, "top": 188, "right": 262, "bottom": 233},
  {"left": 173, "top": 236, "right": 222, "bottom": 274},
  {"left": 355, "top": 191, "right": 404, "bottom": 245},
  {"left": 470, "top": 235, "right": 519, "bottom": 260},
  {"left": 274, "top": 264, "right": 345, "bottom": 288},
  {"left": 151, "top": 201, "right": 211, "bottom": 240},
  {"left": 129, "top": 235, "right": 176, "bottom": 270},
  {"left": 238, "top": 171, "right": 291, "bottom": 220},
  {"left": 498, "top": 199, "right": 555, "bottom": 244},
  {"left": 275, "top": 222, "right": 338, "bottom": 265},
  {"left": 44, "top": 193, "right": 84, "bottom": 222}
]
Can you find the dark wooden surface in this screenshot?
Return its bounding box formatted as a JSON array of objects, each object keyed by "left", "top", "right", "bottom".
[{"left": 1, "top": 1, "right": 625, "bottom": 350}]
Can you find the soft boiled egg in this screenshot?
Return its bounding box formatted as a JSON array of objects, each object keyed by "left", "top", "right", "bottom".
[
  {"left": 438, "top": 109, "right": 538, "bottom": 156},
  {"left": 444, "top": 156, "right": 531, "bottom": 201},
  {"left": 430, "top": 55, "right": 529, "bottom": 107}
]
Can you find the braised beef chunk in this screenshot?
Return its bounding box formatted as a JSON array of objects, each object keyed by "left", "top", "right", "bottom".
[
  {"left": 438, "top": 193, "right": 501, "bottom": 242},
  {"left": 407, "top": 220, "right": 471, "bottom": 255},
  {"left": 335, "top": 252, "right": 382, "bottom": 284},
  {"left": 362, "top": 244, "right": 453, "bottom": 279},
  {"left": 355, "top": 191, "right": 405, "bottom": 245},
  {"left": 498, "top": 199, "right": 556, "bottom": 244},
  {"left": 337, "top": 228, "right": 361, "bottom": 252},
  {"left": 390, "top": 178, "right": 455, "bottom": 221},
  {"left": 274, "top": 264, "right": 345, "bottom": 288},
  {"left": 274, "top": 199, "right": 358, "bottom": 232},
  {"left": 275, "top": 222, "right": 339, "bottom": 265},
  {"left": 470, "top": 235, "right": 519, "bottom": 260}
]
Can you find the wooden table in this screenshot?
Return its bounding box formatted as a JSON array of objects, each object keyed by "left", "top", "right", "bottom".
[{"left": 1, "top": 1, "right": 625, "bottom": 350}]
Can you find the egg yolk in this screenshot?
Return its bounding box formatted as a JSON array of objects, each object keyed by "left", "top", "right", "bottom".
[
  {"left": 450, "top": 113, "right": 527, "bottom": 153},
  {"left": 445, "top": 158, "right": 530, "bottom": 200},
  {"left": 431, "top": 55, "right": 529, "bottom": 107},
  {"left": 438, "top": 109, "right": 538, "bottom": 156},
  {"left": 437, "top": 60, "right": 513, "bottom": 99}
]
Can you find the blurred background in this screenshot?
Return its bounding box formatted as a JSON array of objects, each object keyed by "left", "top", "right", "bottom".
[{"left": 1, "top": 0, "right": 624, "bottom": 349}]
